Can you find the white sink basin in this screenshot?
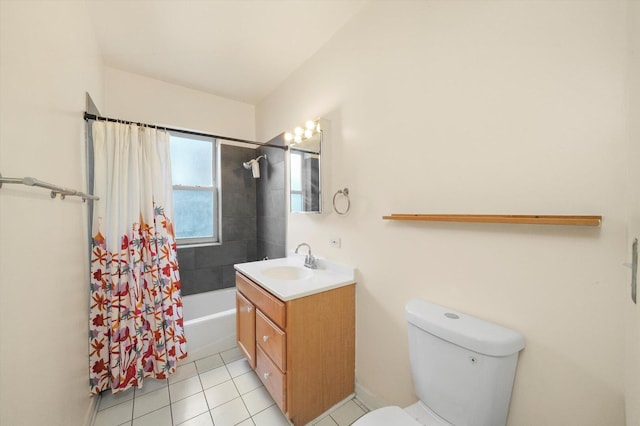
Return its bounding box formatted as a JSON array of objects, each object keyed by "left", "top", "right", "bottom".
[
  {"left": 235, "top": 255, "right": 355, "bottom": 301},
  {"left": 261, "top": 265, "right": 312, "bottom": 281}
]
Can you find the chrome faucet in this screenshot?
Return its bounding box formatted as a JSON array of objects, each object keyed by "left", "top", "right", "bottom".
[{"left": 295, "top": 243, "right": 317, "bottom": 269}]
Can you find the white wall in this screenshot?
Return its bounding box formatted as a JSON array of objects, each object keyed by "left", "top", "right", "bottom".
[
  {"left": 625, "top": 0, "right": 640, "bottom": 424},
  {"left": 0, "top": 1, "right": 103, "bottom": 425},
  {"left": 257, "top": 1, "right": 629, "bottom": 425},
  {"left": 104, "top": 67, "right": 255, "bottom": 140}
]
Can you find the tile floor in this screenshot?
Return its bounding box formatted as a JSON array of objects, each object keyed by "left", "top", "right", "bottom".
[{"left": 93, "top": 345, "right": 369, "bottom": 426}]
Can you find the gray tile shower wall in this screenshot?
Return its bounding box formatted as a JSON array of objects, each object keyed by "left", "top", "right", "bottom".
[
  {"left": 178, "top": 145, "right": 259, "bottom": 296},
  {"left": 257, "top": 134, "right": 287, "bottom": 260}
]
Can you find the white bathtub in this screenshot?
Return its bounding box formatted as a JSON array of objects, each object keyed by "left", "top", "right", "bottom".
[{"left": 182, "top": 288, "right": 237, "bottom": 361}]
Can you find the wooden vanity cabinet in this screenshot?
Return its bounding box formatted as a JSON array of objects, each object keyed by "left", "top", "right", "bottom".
[{"left": 235, "top": 272, "right": 355, "bottom": 426}]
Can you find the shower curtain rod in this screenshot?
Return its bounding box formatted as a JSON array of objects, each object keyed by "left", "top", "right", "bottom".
[{"left": 84, "top": 112, "right": 287, "bottom": 150}]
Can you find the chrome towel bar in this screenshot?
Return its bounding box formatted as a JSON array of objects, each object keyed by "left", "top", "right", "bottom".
[{"left": 0, "top": 173, "right": 99, "bottom": 201}]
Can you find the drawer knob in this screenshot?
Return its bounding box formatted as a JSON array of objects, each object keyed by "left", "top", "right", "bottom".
[
  {"left": 263, "top": 372, "right": 270, "bottom": 380},
  {"left": 247, "top": 306, "right": 253, "bottom": 313},
  {"left": 263, "top": 335, "right": 269, "bottom": 342}
]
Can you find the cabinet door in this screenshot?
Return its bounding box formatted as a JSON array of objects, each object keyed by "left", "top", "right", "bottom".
[{"left": 236, "top": 291, "right": 256, "bottom": 369}]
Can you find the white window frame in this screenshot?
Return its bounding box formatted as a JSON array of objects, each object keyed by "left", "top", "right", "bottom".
[{"left": 170, "top": 131, "right": 220, "bottom": 246}]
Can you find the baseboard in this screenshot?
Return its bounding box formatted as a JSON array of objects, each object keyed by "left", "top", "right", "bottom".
[
  {"left": 83, "top": 393, "right": 101, "bottom": 426},
  {"left": 354, "top": 381, "right": 384, "bottom": 411}
]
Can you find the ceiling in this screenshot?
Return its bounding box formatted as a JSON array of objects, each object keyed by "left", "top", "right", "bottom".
[{"left": 86, "top": 0, "right": 366, "bottom": 105}]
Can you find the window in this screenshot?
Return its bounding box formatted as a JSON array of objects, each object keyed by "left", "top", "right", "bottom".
[{"left": 170, "top": 132, "right": 218, "bottom": 245}]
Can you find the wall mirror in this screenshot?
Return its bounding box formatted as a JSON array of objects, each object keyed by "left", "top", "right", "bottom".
[{"left": 289, "top": 130, "right": 322, "bottom": 213}]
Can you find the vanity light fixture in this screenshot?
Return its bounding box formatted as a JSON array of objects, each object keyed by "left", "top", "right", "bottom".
[{"left": 284, "top": 119, "right": 321, "bottom": 145}]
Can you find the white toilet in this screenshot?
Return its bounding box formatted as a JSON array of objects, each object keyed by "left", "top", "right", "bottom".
[{"left": 353, "top": 299, "right": 525, "bottom": 426}]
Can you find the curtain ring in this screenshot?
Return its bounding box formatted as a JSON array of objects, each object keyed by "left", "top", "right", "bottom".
[{"left": 333, "top": 188, "right": 350, "bottom": 215}]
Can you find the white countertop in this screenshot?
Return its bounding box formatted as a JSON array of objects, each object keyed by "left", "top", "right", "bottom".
[{"left": 234, "top": 255, "right": 355, "bottom": 301}]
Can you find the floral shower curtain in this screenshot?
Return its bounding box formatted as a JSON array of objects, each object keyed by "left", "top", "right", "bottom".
[{"left": 89, "top": 121, "right": 187, "bottom": 395}]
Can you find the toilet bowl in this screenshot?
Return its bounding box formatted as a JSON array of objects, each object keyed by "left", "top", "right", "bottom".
[
  {"left": 352, "top": 406, "right": 421, "bottom": 426},
  {"left": 353, "top": 299, "right": 525, "bottom": 426},
  {"left": 353, "top": 402, "right": 453, "bottom": 426}
]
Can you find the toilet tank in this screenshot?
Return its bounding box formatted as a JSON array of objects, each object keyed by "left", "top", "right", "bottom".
[{"left": 405, "top": 299, "right": 525, "bottom": 426}]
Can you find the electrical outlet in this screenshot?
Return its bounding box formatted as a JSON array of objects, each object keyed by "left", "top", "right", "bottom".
[{"left": 329, "top": 237, "right": 341, "bottom": 248}]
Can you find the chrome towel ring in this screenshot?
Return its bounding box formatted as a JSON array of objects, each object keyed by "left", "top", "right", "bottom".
[{"left": 332, "top": 187, "right": 351, "bottom": 215}]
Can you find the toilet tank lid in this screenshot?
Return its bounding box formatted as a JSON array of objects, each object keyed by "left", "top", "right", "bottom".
[{"left": 405, "top": 299, "right": 525, "bottom": 356}]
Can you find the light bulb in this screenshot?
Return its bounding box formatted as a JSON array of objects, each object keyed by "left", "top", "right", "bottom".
[
  {"left": 284, "top": 132, "right": 293, "bottom": 142},
  {"left": 294, "top": 127, "right": 303, "bottom": 136},
  {"left": 305, "top": 120, "right": 316, "bottom": 130},
  {"left": 304, "top": 129, "right": 313, "bottom": 139}
]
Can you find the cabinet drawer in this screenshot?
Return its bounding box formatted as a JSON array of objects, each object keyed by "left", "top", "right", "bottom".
[
  {"left": 256, "top": 310, "right": 286, "bottom": 372},
  {"left": 236, "top": 272, "right": 286, "bottom": 329},
  {"left": 256, "top": 345, "right": 286, "bottom": 412}
]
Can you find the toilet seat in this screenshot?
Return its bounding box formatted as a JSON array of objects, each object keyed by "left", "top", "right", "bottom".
[{"left": 352, "top": 406, "right": 421, "bottom": 426}]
